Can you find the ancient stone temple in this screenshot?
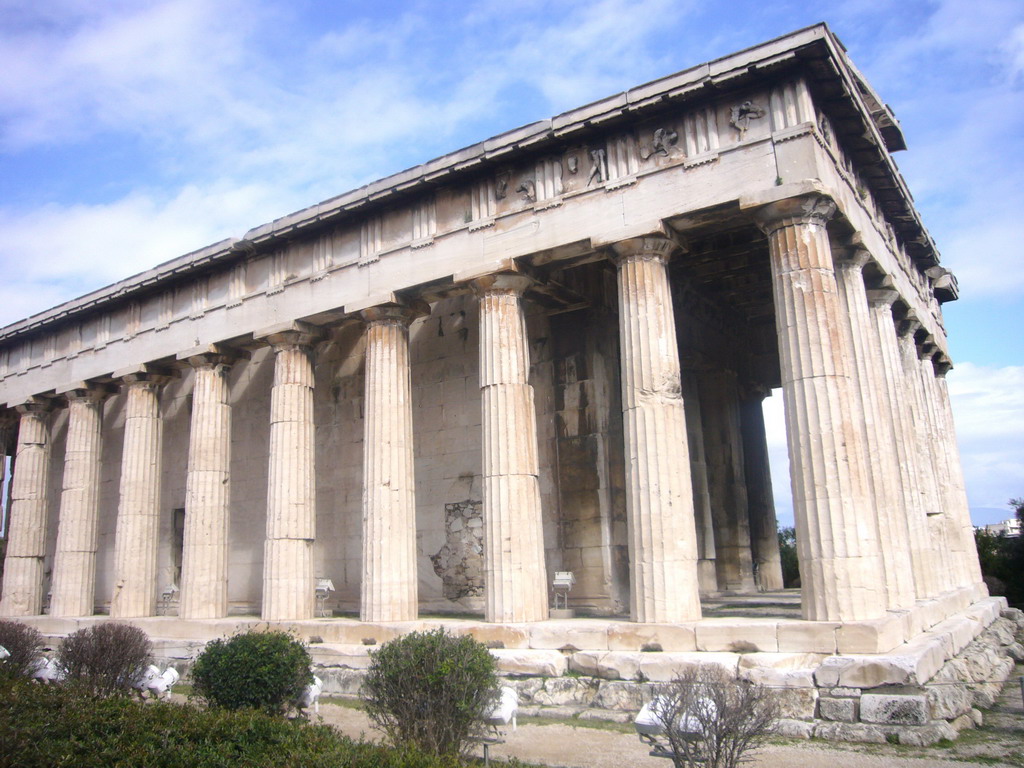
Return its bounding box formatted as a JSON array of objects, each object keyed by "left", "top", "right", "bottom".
[{"left": 2, "top": 23, "right": 1016, "bottom": 742}]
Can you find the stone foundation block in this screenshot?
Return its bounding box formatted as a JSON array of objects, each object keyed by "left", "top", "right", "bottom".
[
  {"left": 774, "top": 719, "right": 815, "bottom": 739},
  {"left": 532, "top": 677, "right": 599, "bottom": 707},
  {"left": 492, "top": 649, "right": 567, "bottom": 677},
  {"left": 926, "top": 679, "right": 972, "bottom": 720},
  {"left": 738, "top": 653, "right": 822, "bottom": 687},
  {"left": 569, "top": 651, "right": 640, "bottom": 681},
  {"left": 775, "top": 687, "right": 818, "bottom": 720},
  {"left": 813, "top": 721, "right": 888, "bottom": 743},
  {"left": 607, "top": 622, "right": 696, "bottom": 652},
  {"left": 777, "top": 621, "right": 839, "bottom": 654},
  {"left": 463, "top": 624, "right": 530, "bottom": 649},
  {"left": 814, "top": 655, "right": 920, "bottom": 689},
  {"left": 818, "top": 697, "right": 856, "bottom": 722},
  {"left": 695, "top": 620, "right": 779, "bottom": 653},
  {"left": 311, "top": 644, "right": 372, "bottom": 669},
  {"left": 860, "top": 693, "right": 929, "bottom": 726},
  {"left": 836, "top": 615, "right": 904, "bottom": 654},
  {"left": 636, "top": 652, "right": 740, "bottom": 682},
  {"left": 529, "top": 620, "right": 609, "bottom": 651},
  {"left": 891, "top": 721, "right": 957, "bottom": 746},
  {"left": 593, "top": 680, "right": 649, "bottom": 710}
]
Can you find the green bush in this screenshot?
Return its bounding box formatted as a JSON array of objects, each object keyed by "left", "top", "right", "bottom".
[
  {"left": 362, "top": 628, "right": 499, "bottom": 757},
  {"left": 777, "top": 527, "right": 800, "bottom": 588},
  {"left": 57, "top": 622, "right": 151, "bottom": 696},
  {"left": 0, "top": 620, "right": 44, "bottom": 680},
  {"left": 0, "top": 676, "right": 460, "bottom": 768},
  {"left": 190, "top": 630, "right": 312, "bottom": 714}
]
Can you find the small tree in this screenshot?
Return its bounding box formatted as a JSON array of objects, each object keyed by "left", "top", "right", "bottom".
[
  {"left": 190, "top": 630, "right": 312, "bottom": 715},
  {"left": 777, "top": 526, "right": 799, "bottom": 588},
  {"left": 361, "top": 628, "right": 498, "bottom": 757},
  {"left": 58, "top": 622, "right": 152, "bottom": 696},
  {"left": 0, "top": 619, "right": 45, "bottom": 679},
  {"left": 650, "top": 666, "right": 779, "bottom": 768}
]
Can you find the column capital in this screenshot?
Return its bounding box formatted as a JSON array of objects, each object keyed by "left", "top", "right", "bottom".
[
  {"left": 917, "top": 336, "right": 938, "bottom": 360},
  {"left": 14, "top": 396, "right": 54, "bottom": 416},
  {"left": 176, "top": 344, "right": 249, "bottom": 370},
  {"left": 609, "top": 234, "right": 677, "bottom": 266},
  {"left": 934, "top": 357, "right": 953, "bottom": 377},
  {"left": 866, "top": 288, "right": 900, "bottom": 309},
  {"left": 254, "top": 320, "right": 324, "bottom": 350},
  {"left": 833, "top": 247, "right": 872, "bottom": 272},
  {"left": 56, "top": 382, "right": 114, "bottom": 405},
  {"left": 752, "top": 193, "right": 836, "bottom": 236},
  {"left": 470, "top": 272, "right": 534, "bottom": 297},
  {"left": 114, "top": 364, "right": 177, "bottom": 389},
  {"left": 360, "top": 301, "right": 430, "bottom": 327},
  {"left": 898, "top": 314, "right": 922, "bottom": 339}
]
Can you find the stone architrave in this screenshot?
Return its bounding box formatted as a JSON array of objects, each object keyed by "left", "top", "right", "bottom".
[
  {"left": 897, "top": 321, "right": 952, "bottom": 593},
  {"left": 698, "top": 368, "right": 755, "bottom": 593},
  {"left": 834, "top": 252, "right": 916, "bottom": 610},
  {"left": 110, "top": 369, "right": 173, "bottom": 618},
  {"left": 866, "top": 289, "right": 936, "bottom": 599},
  {"left": 681, "top": 371, "right": 717, "bottom": 594},
  {"left": 933, "top": 359, "right": 984, "bottom": 586},
  {"left": 178, "top": 347, "right": 243, "bottom": 619},
  {"left": 611, "top": 236, "right": 702, "bottom": 623},
  {"left": 739, "top": 387, "right": 784, "bottom": 592},
  {"left": 0, "top": 400, "right": 52, "bottom": 616},
  {"left": 360, "top": 305, "right": 425, "bottom": 623},
  {"left": 50, "top": 384, "right": 111, "bottom": 617},
  {"left": 473, "top": 274, "right": 548, "bottom": 623},
  {"left": 260, "top": 323, "right": 321, "bottom": 622},
  {"left": 754, "top": 194, "right": 885, "bottom": 622}
]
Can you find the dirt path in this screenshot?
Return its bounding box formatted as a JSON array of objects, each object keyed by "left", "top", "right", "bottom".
[{"left": 317, "top": 669, "right": 1024, "bottom": 768}]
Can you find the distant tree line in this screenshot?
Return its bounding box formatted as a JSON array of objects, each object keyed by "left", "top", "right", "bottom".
[{"left": 975, "top": 498, "right": 1024, "bottom": 608}]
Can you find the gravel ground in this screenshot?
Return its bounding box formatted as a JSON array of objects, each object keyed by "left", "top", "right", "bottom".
[{"left": 316, "top": 667, "right": 1024, "bottom": 768}]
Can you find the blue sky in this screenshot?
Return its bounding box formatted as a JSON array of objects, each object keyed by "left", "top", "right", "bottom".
[{"left": 0, "top": 0, "right": 1021, "bottom": 526}]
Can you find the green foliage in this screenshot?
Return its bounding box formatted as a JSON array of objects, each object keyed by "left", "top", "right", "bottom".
[
  {"left": 0, "top": 676, "right": 460, "bottom": 768},
  {"left": 974, "top": 498, "right": 1024, "bottom": 608},
  {"left": 777, "top": 526, "right": 800, "bottom": 588},
  {"left": 0, "top": 620, "right": 44, "bottom": 680},
  {"left": 57, "top": 622, "right": 151, "bottom": 696},
  {"left": 362, "top": 628, "right": 499, "bottom": 756},
  {"left": 190, "top": 630, "right": 313, "bottom": 715}
]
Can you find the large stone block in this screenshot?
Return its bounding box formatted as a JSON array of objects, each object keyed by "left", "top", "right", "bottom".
[
  {"left": 462, "top": 623, "right": 530, "bottom": 649},
  {"left": 891, "top": 721, "right": 957, "bottom": 746},
  {"left": 568, "top": 651, "right": 640, "bottom": 681},
  {"left": 836, "top": 615, "right": 904, "bottom": 653},
  {"left": 637, "top": 652, "right": 740, "bottom": 683},
  {"left": 775, "top": 687, "right": 819, "bottom": 720},
  {"left": 607, "top": 622, "right": 697, "bottom": 652},
  {"left": 927, "top": 679, "right": 972, "bottom": 720},
  {"left": 859, "top": 693, "right": 929, "bottom": 726},
  {"left": 818, "top": 696, "right": 856, "bottom": 722},
  {"left": 528, "top": 620, "right": 610, "bottom": 651},
  {"left": 593, "top": 680, "right": 648, "bottom": 710},
  {"left": 777, "top": 621, "right": 839, "bottom": 654},
  {"left": 310, "top": 644, "right": 372, "bottom": 669},
  {"left": 695, "top": 619, "right": 779, "bottom": 653},
  {"left": 491, "top": 649, "right": 567, "bottom": 677},
  {"left": 813, "top": 721, "right": 888, "bottom": 743}
]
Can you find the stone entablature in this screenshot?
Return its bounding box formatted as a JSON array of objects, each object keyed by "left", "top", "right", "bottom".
[{"left": 0, "top": 28, "right": 950, "bottom": 407}]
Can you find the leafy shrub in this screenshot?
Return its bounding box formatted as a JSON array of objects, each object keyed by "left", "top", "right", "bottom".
[
  {"left": 648, "top": 666, "right": 780, "bottom": 768},
  {"left": 190, "top": 630, "right": 312, "bottom": 714},
  {"left": 777, "top": 526, "right": 800, "bottom": 588},
  {"left": 0, "top": 620, "right": 44, "bottom": 680},
  {"left": 0, "top": 675, "right": 460, "bottom": 768},
  {"left": 362, "top": 628, "right": 498, "bottom": 756},
  {"left": 57, "top": 622, "right": 151, "bottom": 696}
]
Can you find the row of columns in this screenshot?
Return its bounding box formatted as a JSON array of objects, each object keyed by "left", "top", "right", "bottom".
[{"left": 0, "top": 193, "right": 982, "bottom": 624}]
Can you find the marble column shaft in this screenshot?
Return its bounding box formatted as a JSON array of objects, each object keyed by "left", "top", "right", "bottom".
[
  {"left": 835, "top": 254, "right": 916, "bottom": 609},
  {"left": 897, "top": 324, "right": 952, "bottom": 592},
  {"left": 698, "top": 368, "right": 755, "bottom": 593},
  {"left": 755, "top": 195, "right": 885, "bottom": 621},
  {"left": 361, "top": 307, "right": 421, "bottom": 623},
  {"left": 681, "top": 371, "right": 717, "bottom": 595},
  {"left": 262, "top": 326, "right": 320, "bottom": 621},
  {"left": 475, "top": 275, "right": 548, "bottom": 623},
  {"left": 739, "top": 391, "right": 784, "bottom": 592},
  {"left": 110, "top": 373, "right": 170, "bottom": 618},
  {"left": 612, "top": 236, "right": 701, "bottom": 623},
  {"left": 179, "top": 354, "right": 235, "bottom": 619},
  {"left": 0, "top": 401, "right": 52, "bottom": 616},
  {"left": 934, "top": 363, "right": 984, "bottom": 586},
  {"left": 50, "top": 386, "right": 109, "bottom": 617},
  {"left": 867, "top": 293, "right": 937, "bottom": 599}
]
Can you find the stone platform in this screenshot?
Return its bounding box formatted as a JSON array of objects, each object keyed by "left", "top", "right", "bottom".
[{"left": 18, "top": 585, "right": 1024, "bottom": 745}]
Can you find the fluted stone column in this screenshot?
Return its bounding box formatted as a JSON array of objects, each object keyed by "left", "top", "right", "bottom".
[
  {"left": 360, "top": 306, "right": 424, "bottom": 623},
  {"left": 178, "top": 348, "right": 241, "bottom": 619},
  {"left": 474, "top": 274, "right": 548, "bottom": 623},
  {"left": 0, "top": 400, "right": 52, "bottom": 616},
  {"left": 835, "top": 252, "right": 916, "bottom": 609},
  {"left": 260, "top": 323, "right": 321, "bottom": 622},
  {"left": 50, "top": 385, "right": 110, "bottom": 617},
  {"left": 681, "top": 371, "right": 717, "bottom": 595},
  {"left": 740, "top": 388, "right": 784, "bottom": 592},
  {"left": 611, "top": 236, "right": 701, "bottom": 623},
  {"left": 698, "top": 368, "right": 755, "bottom": 593},
  {"left": 867, "top": 289, "right": 937, "bottom": 599},
  {"left": 754, "top": 195, "right": 885, "bottom": 621},
  {"left": 934, "top": 359, "right": 984, "bottom": 587},
  {"left": 897, "top": 321, "right": 952, "bottom": 593},
  {"left": 110, "top": 369, "right": 173, "bottom": 618}
]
